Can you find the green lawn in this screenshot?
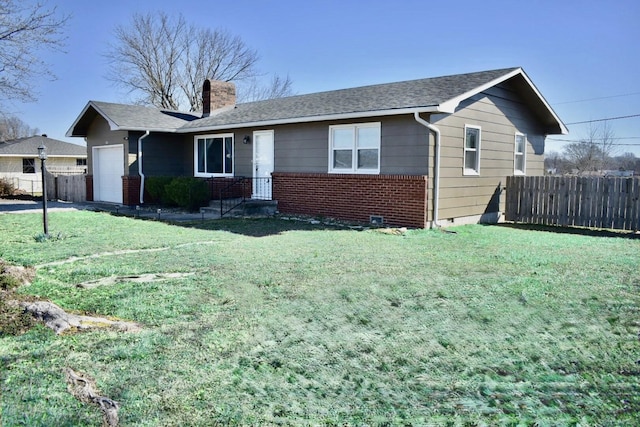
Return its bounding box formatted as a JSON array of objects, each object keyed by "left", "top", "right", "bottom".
[{"left": 1, "top": 211, "right": 639, "bottom": 426}]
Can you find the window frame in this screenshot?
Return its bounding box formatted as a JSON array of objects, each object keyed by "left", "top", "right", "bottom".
[
  {"left": 463, "top": 125, "right": 482, "bottom": 176},
  {"left": 22, "top": 158, "right": 36, "bottom": 174},
  {"left": 193, "top": 133, "right": 235, "bottom": 177},
  {"left": 328, "top": 122, "right": 381, "bottom": 174},
  {"left": 514, "top": 132, "right": 527, "bottom": 175}
]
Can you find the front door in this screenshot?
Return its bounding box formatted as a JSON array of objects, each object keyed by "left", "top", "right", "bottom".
[{"left": 252, "top": 130, "right": 274, "bottom": 199}]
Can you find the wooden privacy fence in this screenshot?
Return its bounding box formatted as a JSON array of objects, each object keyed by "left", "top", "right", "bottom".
[
  {"left": 45, "top": 171, "right": 86, "bottom": 203},
  {"left": 505, "top": 175, "right": 640, "bottom": 231}
]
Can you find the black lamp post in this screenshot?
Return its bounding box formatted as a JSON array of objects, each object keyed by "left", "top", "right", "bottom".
[{"left": 38, "top": 143, "right": 48, "bottom": 236}]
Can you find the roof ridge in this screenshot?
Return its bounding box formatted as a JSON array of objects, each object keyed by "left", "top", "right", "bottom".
[{"left": 235, "top": 67, "right": 521, "bottom": 107}]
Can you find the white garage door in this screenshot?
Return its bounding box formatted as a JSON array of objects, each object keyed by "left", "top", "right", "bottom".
[{"left": 93, "top": 145, "right": 124, "bottom": 204}]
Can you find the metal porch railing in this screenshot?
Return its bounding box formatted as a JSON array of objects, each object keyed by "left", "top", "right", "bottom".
[{"left": 219, "top": 177, "right": 272, "bottom": 217}]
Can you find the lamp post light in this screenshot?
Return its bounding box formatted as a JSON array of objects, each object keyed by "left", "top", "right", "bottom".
[{"left": 37, "top": 143, "right": 49, "bottom": 236}]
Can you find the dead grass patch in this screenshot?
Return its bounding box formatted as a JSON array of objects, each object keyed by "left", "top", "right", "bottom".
[{"left": 77, "top": 272, "right": 196, "bottom": 289}]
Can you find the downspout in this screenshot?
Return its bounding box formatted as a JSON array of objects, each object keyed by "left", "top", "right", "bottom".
[
  {"left": 414, "top": 112, "right": 441, "bottom": 228},
  {"left": 138, "top": 131, "right": 150, "bottom": 204}
]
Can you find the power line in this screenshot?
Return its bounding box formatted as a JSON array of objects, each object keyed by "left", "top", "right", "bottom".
[
  {"left": 548, "top": 137, "right": 640, "bottom": 142},
  {"left": 546, "top": 140, "right": 640, "bottom": 147},
  {"left": 566, "top": 114, "right": 640, "bottom": 125},
  {"left": 555, "top": 91, "right": 640, "bottom": 105}
]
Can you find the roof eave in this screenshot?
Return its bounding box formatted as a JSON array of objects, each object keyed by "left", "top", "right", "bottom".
[
  {"left": 65, "top": 101, "right": 121, "bottom": 137},
  {"left": 438, "top": 67, "right": 568, "bottom": 135},
  {"left": 176, "top": 106, "right": 443, "bottom": 133},
  {"left": 113, "top": 126, "right": 180, "bottom": 133},
  {"left": 66, "top": 101, "right": 183, "bottom": 136}
]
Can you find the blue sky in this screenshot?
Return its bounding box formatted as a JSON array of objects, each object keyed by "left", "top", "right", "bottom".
[{"left": 9, "top": 0, "right": 640, "bottom": 155}]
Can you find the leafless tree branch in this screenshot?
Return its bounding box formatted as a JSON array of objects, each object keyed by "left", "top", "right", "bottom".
[
  {"left": 105, "top": 11, "right": 292, "bottom": 111},
  {"left": 0, "top": 0, "right": 69, "bottom": 109}
]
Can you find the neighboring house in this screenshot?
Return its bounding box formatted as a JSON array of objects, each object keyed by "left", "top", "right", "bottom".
[
  {"left": 604, "top": 170, "right": 634, "bottom": 177},
  {"left": 0, "top": 135, "right": 87, "bottom": 194},
  {"left": 67, "top": 67, "right": 567, "bottom": 228}
]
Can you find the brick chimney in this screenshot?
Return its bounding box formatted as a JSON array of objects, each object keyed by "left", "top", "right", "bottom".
[{"left": 202, "top": 79, "right": 236, "bottom": 117}]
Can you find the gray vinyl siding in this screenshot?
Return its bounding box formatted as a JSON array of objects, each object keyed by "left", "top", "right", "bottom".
[
  {"left": 86, "top": 116, "right": 129, "bottom": 176},
  {"left": 430, "top": 81, "right": 547, "bottom": 221},
  {"left": 273, "top": 123, "right": 328, "bottom": 173},
  {"left": 262, "top": 116, "right": 430, "bottom": 175},
  {"left": 184, "top": 116, "right": 429, "bottom": 177},
  {"left": 380, "top": 116, "right": 430, "bottom": 175},
  {"left": 127, "top": 131, "right": 191, "bottom": 177}
]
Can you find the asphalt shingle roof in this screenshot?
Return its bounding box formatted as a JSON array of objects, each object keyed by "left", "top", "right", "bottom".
[
  {"left": 0, "top": 136, "right": 86, "bottom": 157},
  {"left": 181, "top": 67, "right": 519, "bottom": 129},
  {"left": 67, "top": 67, "right": 566, "bottom": 136},
  {"left": 90, "top": 101, "right": 201, "bottom": 131}
]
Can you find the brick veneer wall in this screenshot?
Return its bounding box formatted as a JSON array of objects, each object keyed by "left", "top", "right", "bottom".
[
  {"left": 206, "top": 177, "right": 250, "bottom": 199},
  {"left": 123, "top": 175, "right": 141, "bottom": 206},
  {"left": 272, "top": 173, "right": 428, "bottom": 228}
]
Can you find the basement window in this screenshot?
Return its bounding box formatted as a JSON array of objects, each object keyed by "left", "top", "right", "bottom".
[
  {"left": 329, "top": 122, "right": 380, "bottom": 174},
  {"left": 514, "top": 133, "right": 526, "bottom": 175},
  {"left": 22, "top": 158, "right": 35, "bottom": 174},
  {"left": 194, "top": 134, "right": 234, "bottom": 177},
  {"left": 463, "top": 125, "right": 481, "bottom": 175}
]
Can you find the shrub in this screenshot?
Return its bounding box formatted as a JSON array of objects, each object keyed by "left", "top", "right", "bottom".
[
  {"left": 165, "top": 177, "right": 210, "bottom": 211},
  {"left": 145, "top": 176, "right": 174, "bottom": 205},
  {"left": 0, "top": 178, "right": 15, "bottom": 197}
]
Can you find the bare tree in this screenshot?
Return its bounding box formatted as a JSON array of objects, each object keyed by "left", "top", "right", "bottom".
[
  {"left": 106, "top": 12, "right": 291, "bottom": 111},
  {"left": 0, "top": 0, "right": 69, "bottom": 107},
  {"left": 613, "top": 152, "right": 638, "bottom": 172},
  {"left": 563, "top": 121, "right": 617, "bottom": 174},
  {"left": 0, "top": 115, "right": 40, "bottom": 141},
  {"left": 239, "top": 74, "right": 294, "bottom": 103}
]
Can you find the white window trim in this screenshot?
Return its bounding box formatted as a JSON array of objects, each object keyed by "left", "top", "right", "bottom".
[
  {"left": 328, "top": 122, "right": 381, "bottom": 174},
  {"left": 463, "top": 125, "right": 481, "bottom": 176},
  {"left": 193, "top": 133, "right": 234, "bottom": 177},
  {"left": 514, "top": 132, "right": 527, "bottom": 175}
]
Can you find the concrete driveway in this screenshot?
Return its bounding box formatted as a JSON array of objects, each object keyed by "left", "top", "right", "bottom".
[{"left": 0, "top": 198, "right": 86, "bottom": 214}]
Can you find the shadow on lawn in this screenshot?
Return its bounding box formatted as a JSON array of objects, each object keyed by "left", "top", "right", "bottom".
[
  {"left": 177, "top": 217, "right": 352, "bottom": 237},
  {"left": 495, "top": 222, "right": 640, "bottom": 239}
]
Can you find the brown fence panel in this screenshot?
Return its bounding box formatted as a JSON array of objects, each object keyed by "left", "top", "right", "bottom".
[
  {"left": 45, "top": 170, "right": 86, "bottom": 202},
  {"left": 506, "top": 176, "right": 640, "bottom": 231}
]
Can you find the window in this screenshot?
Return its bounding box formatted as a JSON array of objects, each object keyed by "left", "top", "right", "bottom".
[
  {"left": 76, "top": 158, "right": 87, "bottom": 166},
  {"left": 22, "top": 158, "right": 35, "bottom": 174},
  {"left": 329, "top": 123, "right": 380, "bottom": 174},
  {"left": 463, "top": 125, "right": 481, "bottom": 175},
  {"left": 514, "top": 133, "right": 526, "bottom": 174},
  {"left": 194, "top": 134, "right": 234, "bottom": 177}
]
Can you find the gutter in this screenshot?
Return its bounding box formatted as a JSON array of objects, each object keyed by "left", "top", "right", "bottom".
[
  {"left": 413, "top": 112, "right": 441, "bottom": 228},
  {"left": 138, "top": 131, "right": 150, "bottom": 204}
]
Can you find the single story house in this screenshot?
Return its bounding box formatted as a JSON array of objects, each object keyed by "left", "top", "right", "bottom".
[
  {"left": 0, "top": 135, "right": 87, "bottom": 194},
  {"left": 66, "top": 67, "right": 567, "bottom": 228}
]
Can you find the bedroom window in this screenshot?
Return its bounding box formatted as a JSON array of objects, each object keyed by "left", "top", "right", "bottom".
[
  {"left": 514, "top": 133, "right": 526, "bottom": 175},
  {"left": 22, "top": 158, "right": 35, "bottom": 174},
  {"left": 194, "top": 134, "right": 234, "bottom": 177},
  {"left": 463, "top": 125, "right": 481, "bottom": 175},
  {"left": 329, "top": 122, "right": 380, "bottom": 174}
]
